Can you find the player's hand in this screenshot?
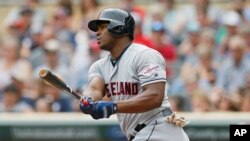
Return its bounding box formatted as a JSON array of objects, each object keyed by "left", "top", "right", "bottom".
[
  {"left": 79, "top": 96, "right": 94, "bottom": 114},
  {"left": 90, "top": 101, "right": 117, "bottom": 119},
  {"left": 165, "top": 112, "right": 187, "bottom": 127}
]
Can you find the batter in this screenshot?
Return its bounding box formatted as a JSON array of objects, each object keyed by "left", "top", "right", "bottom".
[{"left": 80, "top": 8, "right": 189, "bottom": 141}]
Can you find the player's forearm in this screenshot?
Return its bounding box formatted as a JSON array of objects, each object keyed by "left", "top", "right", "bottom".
[
  {"left": 115, "top": 91, "right": 163, "bottom": 113},
  {"left": 83, "top": 77, "right": 106, "bottom": 101},
  {"left": 83, "top": 88, "right": 104, "bottom": 101}
]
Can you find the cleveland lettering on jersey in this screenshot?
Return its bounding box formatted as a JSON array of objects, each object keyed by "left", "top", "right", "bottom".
[{"left": 105, "top": 82, "right": 139, "bottom": 97}]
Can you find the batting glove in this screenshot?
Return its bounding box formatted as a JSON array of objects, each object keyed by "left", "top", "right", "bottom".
[
  {"left": 79, "top": 96, "right": 94, "bottom": 114},
  {"left": 91, "top": 101, "right": 118, "bottom": 120}
]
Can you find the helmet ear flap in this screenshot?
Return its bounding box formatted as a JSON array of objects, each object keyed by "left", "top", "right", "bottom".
[
  {"left": 109, "top": 25, "right": 125, "bottom": 37},
  {"left": 112, "top": 25, "right": 124, "bottom": 33},
  {"left": 109, "top": 15, "right": 134, "bottom": 37}
]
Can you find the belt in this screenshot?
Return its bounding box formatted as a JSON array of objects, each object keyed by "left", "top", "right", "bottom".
[{"left": 129, "top": 108, "right": 173, "bottom": 141}]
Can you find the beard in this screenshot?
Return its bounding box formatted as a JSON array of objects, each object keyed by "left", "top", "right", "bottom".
[{"left": 99, "top": 35, "right": 117, "bottom": 51}]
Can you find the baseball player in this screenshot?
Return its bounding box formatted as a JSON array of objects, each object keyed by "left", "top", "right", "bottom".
[{"left": 80, "top": 8, "right": 189, "bottom": 141}]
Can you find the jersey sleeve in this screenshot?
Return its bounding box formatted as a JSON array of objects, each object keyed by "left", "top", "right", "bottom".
[
  {"left": 136, "top": 49, "right": 167, "bottom": 87},
  {"left": 88, "top": 61, "right": 103, "bottom": 83}
]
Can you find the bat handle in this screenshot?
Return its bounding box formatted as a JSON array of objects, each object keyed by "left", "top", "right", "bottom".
[{"left": 82, "top": 100, "right": 89, "bottom": 106}]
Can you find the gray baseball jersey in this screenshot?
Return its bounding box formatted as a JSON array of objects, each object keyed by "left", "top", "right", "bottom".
[{"left": 88, "top": 43, "right": 189, "bottom": 141}]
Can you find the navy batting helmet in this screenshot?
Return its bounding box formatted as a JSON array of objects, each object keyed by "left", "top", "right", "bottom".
[{"left": 88, "top": 8, "right": 135, "bottom": 40}]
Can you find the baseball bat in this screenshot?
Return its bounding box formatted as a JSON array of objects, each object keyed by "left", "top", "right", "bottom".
[{"left": 39, "top": 69, "right": 81, "bottom": 100}]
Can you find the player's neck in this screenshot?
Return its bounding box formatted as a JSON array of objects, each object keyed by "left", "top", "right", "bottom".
[{"left": 110, "top": 38, "right": 132, "bottom": 60}]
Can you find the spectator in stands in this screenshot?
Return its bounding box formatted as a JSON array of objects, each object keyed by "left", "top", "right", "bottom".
[
  {"left": 181, "top": 0, "right": 224, "bottom": 28},
  {"left": 28, "top": 24, "right": 67, "bottom": 70},
  {"left": 172, "top": 43, "right": 217, "bottom": 111},
  {"left": 4, "top": 0, "right": 47, "bottom": 38},
  {"left": 20, "top": 27, "right": 46, "bottom": 71},
  {"left": 71, "top": 0, "right": 102, "bottom": 91},
  {"left": 233, "top": 0, "right": 250, "bottom": 24},
  {"left": 239, "top": 92, "right": 250, "bottom": 111},
  {"left": 215, "top": 11, "right": 241, "bottom": 60},
  {"left": 23, "top": 24, "right": 56, "bottom": 71},
  {"left": 53, "top": 0, "right": 74, "bottom": 33},
  {"left": 168, "top": 95, "right": 185, "bottom": 112},
  {"left": 79, "top": 0, "right": 100, "bottom": 40},
  {"left": 196, "top": 5, "right": 215, "bottom": 29},
  {"left": 6, "top": 6, "right": 33, "bottom": 41},
  {"left": 50, "top": 0, "right": 75, "bottom": 63},
  {"left": 11, "top": 72, "right": 36, "bottom": 108},
  {"left": 199, "top": 28, "right": 216, "bottom": 48},
  {"left": 160, "top": 0, "right": 186, "bottom": 45},
  {"left": 142, "top": 1, "right": 165, "bottom": 37},
  {"left": 168, "top": 65, "right": 199, "bottom": 111},
  {"left": 31, "top": 78, "right": 46, "bottom": 100},
  {"left": 20, "top": 27, "right": 44, "bottom": 56},
  {"left": 52, "top": 20, "right": 75, "bottom": 51},
  {"left": 150, "top": 21, "right": 176, "bottom": 78},
  {"left": 42, "top": 24, "right": 56, "bottom": 41},
  {"left": 119, "top": 0, "right": 145, "bottom": 19},
  {"left": 238, "top": 24, "right": 250, "bottom": 54},
  {"left": 216, "top": 35, "right": 250, "bottom": 93},
  {"left": 216, "top": 94, "right": 239, "bottom": 111},
  {"left": 0, "top": 36, "right": 32, "bottom": 96},
  {"left": 191, "top": 92, "right": 212, "bottom": 112},
  {"left": 195, "top": 44, "right": 217, "bottom": 93},
  {"left": 178, "top": 21, "right": 200, "bottom": 65},
  {"left": 0, "top": 84, "right": 33, "bottom": 112},
  {"left": 33, "top": 39, "right": 68, "bottom": 81},
  {"left": 238, "top": 74, "right": 250, "bottom": 111},
  {"left": 132, "top": 12, "right": 153, "bottom": 47},
  {"left": 35, "top": 98, "right": 52, "bottom": 112},
  {"left": 19, "top": 78, "right": 47, "bottom": 109},
  {"left": 42, "top": 82, "right": 72, "bottom": 112},
  {"left": 69, "top": 41, "right": 100, "bottom": 92},
  {"left": 56, "top": 0, "right": 73, "bottom": 17},
  {"left": 151, "top": 21, "right": 176, "bottom": 62}
]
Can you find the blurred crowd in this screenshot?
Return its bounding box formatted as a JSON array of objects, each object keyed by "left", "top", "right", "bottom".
[{"left": 0, "top": 0, "right": 250, "bottom": 113}]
